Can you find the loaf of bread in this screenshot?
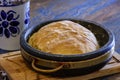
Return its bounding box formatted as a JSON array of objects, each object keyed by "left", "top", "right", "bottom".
[{"left": 28, "top": 20, "right": 99, "bottom": 55}]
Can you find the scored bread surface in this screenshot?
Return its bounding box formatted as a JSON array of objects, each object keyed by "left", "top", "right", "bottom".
[{"left": 29, "top": 20, "right": 99, "bottom": 55}]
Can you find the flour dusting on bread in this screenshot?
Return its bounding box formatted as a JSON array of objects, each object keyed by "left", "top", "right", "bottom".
[{"left": 28, "top": 20, "right": 99, "bottom": 55}]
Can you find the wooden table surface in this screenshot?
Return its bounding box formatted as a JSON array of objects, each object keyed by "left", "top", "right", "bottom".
[{"left": 0, "top": 0, "right": 120, "bottom": 80}]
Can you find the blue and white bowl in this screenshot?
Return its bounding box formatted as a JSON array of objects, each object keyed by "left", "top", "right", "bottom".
[
  {"left": 0, "top": 0, "right": 30, "bottom": 50},
  {"left": 20, "top": 19, "right": 115, "bottom": 76}
]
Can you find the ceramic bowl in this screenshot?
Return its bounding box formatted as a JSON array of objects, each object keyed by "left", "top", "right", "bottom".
[{"left": 20, "top": 19, "right": 115, "bottom": 76}]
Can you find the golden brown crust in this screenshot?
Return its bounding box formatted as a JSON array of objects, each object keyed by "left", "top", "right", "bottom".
[{"left": 28, "top": 20, "right": 99, "bottom": 55}]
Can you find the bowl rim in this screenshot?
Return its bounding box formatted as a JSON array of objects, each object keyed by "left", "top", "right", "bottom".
[{"left": 20, "top": 19, "right": 115, "bottom": 62}]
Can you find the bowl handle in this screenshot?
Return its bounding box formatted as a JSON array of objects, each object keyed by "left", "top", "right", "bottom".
[{"left": 31, "top": 59, "right": 64, "bottom": 73}]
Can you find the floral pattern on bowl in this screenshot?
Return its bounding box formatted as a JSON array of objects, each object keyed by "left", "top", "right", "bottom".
[
  {"left": 0, "top": 10, "right": 20, "bottom": 38},
  {"left": 24, "top": 10, "right": 30, "bottom": 25},
  {"left": 0, "top": 0, "right": 25, "bottom": 6},
  {"left": 0, "top": 0, "right": 14, "bottom": 6}
]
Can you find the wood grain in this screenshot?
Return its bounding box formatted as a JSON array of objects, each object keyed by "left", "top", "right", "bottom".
[
  {"left": 0, "top": 51, "right": 120, "bottom": 80},
  {"left": 0, "top": 0, "right": 120, "bottom": 79}
]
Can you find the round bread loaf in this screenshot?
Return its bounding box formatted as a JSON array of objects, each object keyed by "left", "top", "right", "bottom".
[{"left": 28, "top": 20, "right": 99, "bottom": 55}]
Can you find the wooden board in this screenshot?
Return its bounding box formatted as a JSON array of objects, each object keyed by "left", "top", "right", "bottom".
[{"left": 0, "top": 51, "right": 120, "bottom": 80}]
